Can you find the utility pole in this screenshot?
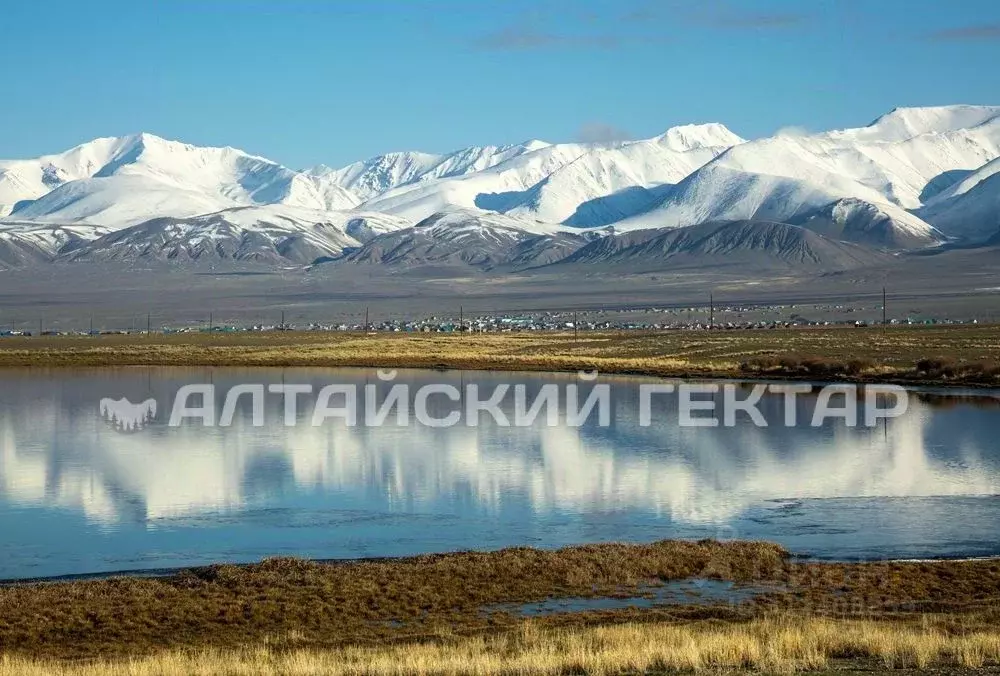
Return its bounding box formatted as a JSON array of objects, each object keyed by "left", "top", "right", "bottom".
[
  {"left": 882, "top": 287, "right": 887, "bottom": 328},
  {"left": 209, "top": 312, "right": 213, "bottom": 332},
  {"left": 281, "top": 310, "right": 285, "bottom": 330},
  {"left": 147, "top": 313, "right": 151, "bottom": 336},
  {"left": 364, "top": 307, "right": 369, "bottom": 333},
  {"left": 709, "top": 293, "right": 714, "bottom": 330},
  {"left": 574, "top": 311, "right": 578, "bottom": 341},
  {"left": 90, "top": 316, "right": 94, "bottom": 335},
  {"left": 459, "top": 305, "right": 464, "bottom": 332}
]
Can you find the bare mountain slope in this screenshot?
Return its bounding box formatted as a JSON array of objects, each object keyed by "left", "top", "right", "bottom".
[
  {"left": 340, "top": 208, "right": 598, "bottom": 271},
  {"left": 0, "top": 222, "right": 109, "bottom": 268},
  {"left": 63, "top": 206, "right": 410, "bottom": 265},
  {"left": 558, "top": 220, "right": 889, "bottom": 271}
]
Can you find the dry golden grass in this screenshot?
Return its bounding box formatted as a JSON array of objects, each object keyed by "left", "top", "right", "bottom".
[
  {"left": 1, "top": 324, "right": 1000, "bottom": 386},
  {"left": 2, "top": 616, "right": 999, "bottom": 675}
]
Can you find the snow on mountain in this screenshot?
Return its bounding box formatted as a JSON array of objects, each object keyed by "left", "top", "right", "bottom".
[
  {"left": 613, "top": 165, "right": 847, "bottom": 230},
  {"left": 0, "top": 135, "right": 142, "bottom": 217},
  {"left": 0, "top": 222, "right": 110, "bottom": 267},
  {"left": 4, "top": 133, "right": 360, "bottom": 227},
  {"left": 916, "top": 156, "right": 1000, "bottom": 241},
  {"left": 918, "top": 170, "right": 1000, "bottom": 242},
  {"left": 348, "top": 107, "right": 999, "bottom": 232},
  {"left": 718, "top": 107, "right": 1000, "bottom": 210},
  {"left": 653, "top": 123, "right": 746, "bottom": 152},
  {"left": 0, "top": 234, "right": 50, "bottom": 269},
  {"left": 501, "top": 124, "right": 745, "bottom": 226},
  {"left": 340, "top": 207, "right": 597, "bottom": 270},
  {"left": 3, "top": 104, "right": 999, "bottom": 270},
  {"left": 310, "top": 141, "right": 551, "bottom": 202},
  {"left": 614, "top": 106, "right": 1000, "bottom": 237},
  {"left": 790, "top": 198, "right": 943, "bottom": 249},
  {"left": 357, "top": 143, "right": 592, "bottom": 221},
  {"left": 846, "top": 105, "right": 1000, "bottom": 143},
  {"left": 843, "top": 118, "right": 1000, "bottom": 208},
  {"left": 10, "top": 174, "right": 233, "bottom": 228},
  {"left": 308, "top": 151, "right": 441, "bottom": 202},
  {"left": 358, "top": 124, "right": 744, "bottom": 225},
  {"left": 63, "top": 205, "right": 410, "bottom": 265},
  {"left": 0, "top": 221, "right": 110, "bottom": 253},
  {"left": 409, "top": 207, "right": 574, "bottom": 237},
  {"left": 928, "top": 156, "right": 1000, "bottom": 204},
  {"left": 162, "top": 204, "right": 411, "bottom": 238}
]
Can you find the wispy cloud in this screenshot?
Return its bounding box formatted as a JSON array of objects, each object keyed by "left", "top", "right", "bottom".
[
  {"left": 706, "top": 12, "right": 808, "bottom": 29},
  {"left": 774, "top": 125, "right": 811, "bottom": 138},
  {"left": 620, "top": 6, "right": 658, "bottom": 23},
  {"left": 928, "top": 23, "right": 1000, "bottom": 41},
  {"left": 472, "top": 25, "right": 622, "bottom": 51},
  {"left": 619, "top": 1, "right": 810, "bottom": 30},
  {"left": 471, "top": 22, "right": 673, "bottom": 52},
  {"left": 577, "top": 122, "right": 633, "bottom": 147},
  {"left": 472, "top": 0, "right": 812, "bottom": 53}
]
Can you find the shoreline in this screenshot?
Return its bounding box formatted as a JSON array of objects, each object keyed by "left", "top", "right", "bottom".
[
  {"left": 0, "top": 325, "right": 999, "bottom": 389},
  {"left": 0, "top": 540, "right": 998, "bottom": 671},
  {"left": 5, "top": 548, "right": 1000, "bottom": 588}
]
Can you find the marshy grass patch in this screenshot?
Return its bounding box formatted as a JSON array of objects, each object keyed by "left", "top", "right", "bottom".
[
  {"left": 1, "top": 324, "right": 998, "bottom": 387},
  {"left": 0, "top": 540, "right": 999, "bottom": 666}
]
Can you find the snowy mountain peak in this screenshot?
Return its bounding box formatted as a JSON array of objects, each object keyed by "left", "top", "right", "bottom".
[
  {"left": 519, "top": 139, "right": 552, "bottom": 152},
  {"left": 119, "top": 131, "right": 165, "bottom": 148},
  {"left": 1, "top": 131, "right": 360, "bottom": 225},
  {"left": 314, "top": 140, "right": 560, "bottom": 204},
  {"left": 859, "top": 105, "right": 1000, "bottom": 141},
  {"left": 72, "top": 132, "right": 255, "bottom": 166},
  {"left": 654, "top": 123, "right": 745, "bottom": 152}
]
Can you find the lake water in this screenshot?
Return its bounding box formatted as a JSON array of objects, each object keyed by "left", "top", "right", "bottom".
[{"left": 1, "top": 368, "right": 998, "bottom": 580}]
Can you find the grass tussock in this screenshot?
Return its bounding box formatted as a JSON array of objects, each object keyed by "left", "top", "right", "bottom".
[
  {"left": 1, "top": 324, "right": 1000, "bottom": 386},
  {"left": 739, "top": 355, "right": 876, "bottom": 378},
  {"left": 2, "top": 617, "right": 999, "bottom": 675},
  {"left": 914, "top": 357, "right": 1000, "bottom": 382}
]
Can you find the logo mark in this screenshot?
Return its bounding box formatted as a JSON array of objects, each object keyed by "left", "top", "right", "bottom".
[{"left": 100, "top": 397, "right": 158, "bottom": 432}]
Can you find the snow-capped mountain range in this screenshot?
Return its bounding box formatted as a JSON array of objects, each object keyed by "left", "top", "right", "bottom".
[{"left": 2, "top": 104, "right": 999, "bottom": 271}]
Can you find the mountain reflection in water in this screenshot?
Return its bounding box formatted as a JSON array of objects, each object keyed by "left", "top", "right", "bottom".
[{"left": 0, "top": 369, "right": 998, "bottom": 579}]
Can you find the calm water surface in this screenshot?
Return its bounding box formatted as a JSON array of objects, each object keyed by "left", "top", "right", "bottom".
[{"left": 1, "top": 368, "right": 998, "bottom": 580}]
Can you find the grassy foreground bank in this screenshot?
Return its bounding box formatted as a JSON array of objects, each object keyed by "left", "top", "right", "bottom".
[
  {"left": 1, "top": 541, "right": 999, "bottom": 672},
  {"left": 3, "top": 617, "right": 1000, "bottom": 675},
  {"left": 1, "top": 324, "right": 1000, "bottom": 386}
]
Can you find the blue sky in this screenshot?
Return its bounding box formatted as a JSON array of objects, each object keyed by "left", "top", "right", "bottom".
[{"left": 1, "top": 0, "right": 998, "bottom": 168}]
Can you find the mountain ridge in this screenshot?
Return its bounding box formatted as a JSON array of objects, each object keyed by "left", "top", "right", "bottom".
[{"left": 1, "top": 104, "right": 999, "bottom": 272}]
